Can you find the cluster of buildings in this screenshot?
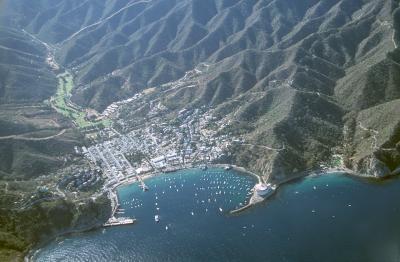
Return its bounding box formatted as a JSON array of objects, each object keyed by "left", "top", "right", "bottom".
[
  {"left": 79, "top": 104, "right": 238, "bottom": 192},
  {"left": 75, "top": 62, "right": 243, "bottom": 192},
  {"left": 101, "top": 93, "right": 143, "bottom": 118},
  {"left": 126, "top": 106, "right": 235, "bottom": 170},
  {"left": 81, "top": 138, "right": 137, "bottom": 190},
  {"left": 58, "top": 169, "right": 102, "bottom": 191}
]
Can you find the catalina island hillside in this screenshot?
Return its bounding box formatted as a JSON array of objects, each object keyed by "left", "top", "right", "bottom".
[{"left": 0, "top": 0, "right": 399, "bottom": 260}]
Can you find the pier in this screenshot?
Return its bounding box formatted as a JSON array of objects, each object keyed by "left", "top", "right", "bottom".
[
  {"left": 137, "top": 176, "right": 149, "bottom": 191},
  {"left": 104, "top": 217, "right": 136, "bottom": 227},
  {"left": 106, "top": 188, "right": 136, "bottom": 227}
]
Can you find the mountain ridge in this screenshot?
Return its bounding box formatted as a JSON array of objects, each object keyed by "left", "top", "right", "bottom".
[{"left": 1, "top": 0, "right": 399, "bottom": 182}]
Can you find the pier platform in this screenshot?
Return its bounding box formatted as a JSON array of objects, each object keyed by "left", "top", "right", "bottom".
[{"left": 104, "top": 217, "right": 136, "bottom": 227}]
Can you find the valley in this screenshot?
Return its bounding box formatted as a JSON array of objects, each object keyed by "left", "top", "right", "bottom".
[{"left": 51, "top": 71, "right": 110, "bottom": 128}]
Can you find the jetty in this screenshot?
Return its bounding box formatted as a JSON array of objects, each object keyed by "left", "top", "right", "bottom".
[
  {"left": 106, "top": 188, "right": 135, "bottom": 227},
  {"left": 109, "top": 190, "right": 119, "bottom": 218},
  {"left": 230, "top": 193, "right": 265, "bottom": 214},
  {"left": 230, "top": 183, "right": 277, "bottom": 214},
  {"left": 139, "top": 180, "right": 149, "bottom": 191}
]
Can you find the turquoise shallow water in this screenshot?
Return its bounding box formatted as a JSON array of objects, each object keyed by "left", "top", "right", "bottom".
[{"left": 34, "top": 168, "right": 400, "bottom": 262}]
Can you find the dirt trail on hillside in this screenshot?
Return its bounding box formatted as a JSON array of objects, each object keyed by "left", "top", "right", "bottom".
[{"left": 0, "top": 129, "right": 66, "bottom": 141}]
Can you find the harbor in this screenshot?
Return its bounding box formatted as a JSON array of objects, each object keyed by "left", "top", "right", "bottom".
[
  {"left": 35, "top": 171, "right": 400, "bottom": 262},
  {"left": 103, "top": 164, "right": 261, "bottom": 227},
  {"left": 102, "top": 160, "right": 293, "bottom": 229}
]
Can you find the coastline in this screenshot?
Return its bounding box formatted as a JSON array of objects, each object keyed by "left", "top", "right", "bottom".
[
  {"left": 107, "top": 164, "right": 262, "bottom": 219},
  {"left": 26, "top": 164, "right": 384, "bottom": 260},
  {"left": 230, "top": 167, "right": 355, "bottom": 215},
  {"left": 112, "top": 164, "right": 262, "bottom": 199},
  {"left": 108, "top": 164, "right": 358, "bottom": 217},
  {"left": 25, "top": 219, "right": 105, "bottom": 262}
]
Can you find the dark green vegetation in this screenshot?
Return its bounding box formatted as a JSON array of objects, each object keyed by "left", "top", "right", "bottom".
[
  {"left": 51, "top": 72, "right": 111, "bottom": 128},
  {"left": 0, "top": 107, "right": 110, "bottom": 261},
  {"left": 0, "top": 8, "right": 111, "bottom": 260},
  {"left": 0, "top": 0, "right": 400, "bottom": 260},
  {"left": 0, "top": 194, "right": 110, "bottom": 262},
  {"left": 24, "top": 0, "right": 395, "bottom": 181}
]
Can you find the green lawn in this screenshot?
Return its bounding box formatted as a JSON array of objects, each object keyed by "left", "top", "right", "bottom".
[{"left": 51, "top": 72, "right": 111, "bottom": 129}]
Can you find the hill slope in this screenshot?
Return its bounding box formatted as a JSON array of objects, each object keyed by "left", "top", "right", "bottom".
[{"left": 2, "top": 0, "right": 399, "bottom": 179}]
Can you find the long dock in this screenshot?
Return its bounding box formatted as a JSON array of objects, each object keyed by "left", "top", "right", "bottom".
[
  {"left": 104, "top": 188, "right": 136, "bottom": 228},
  {"left": 103, "top": 217, "right": 136, "bottom": 227},
  {"left": 137, "top": 175, "right": 148, "bottom": 191}
]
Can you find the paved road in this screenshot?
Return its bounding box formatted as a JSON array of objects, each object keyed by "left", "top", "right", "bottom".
[{"left": 239, "top": 142, "right": 285, "bottom": 151}]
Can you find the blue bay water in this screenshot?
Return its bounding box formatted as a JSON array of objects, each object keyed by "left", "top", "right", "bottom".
[{"left": 34, "top": 168, "right": 400, "bottom": 262}]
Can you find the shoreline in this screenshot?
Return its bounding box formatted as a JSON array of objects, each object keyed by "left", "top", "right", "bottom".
[
  {"left": 230, "top": 167, "right": 356, "bottom": 215},
  {"left": 26, "top": 165, "right": 388, "bottom": 260},
  {"left": 108, "top": 165, "right": 358, "bottom": 217},
  {"left": 107, "top": 164, "right": 262, "bottom": 219},
  {"left": 24, "top": 220, "right": 104, "bottom": 262},
  {"left": 113, "top": 164, "right": 262, "bottom": 193},
  {"left": 111, "top": 163, "right": 334, "bottom": 217}
]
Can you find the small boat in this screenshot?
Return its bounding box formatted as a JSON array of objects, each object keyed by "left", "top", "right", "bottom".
[
  {"left": 219, "top": 207, "right": 223, "bottom": 212},
  {"left": 155, "top": 215, "right": 160, "bottom": 222},
  {"left": 224, "top": 165, "right": 232, "bottom": 171}
]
